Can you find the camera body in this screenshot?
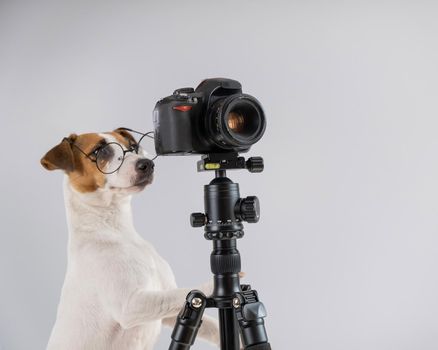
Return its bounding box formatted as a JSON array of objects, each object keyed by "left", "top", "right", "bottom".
[{"left": 153, "top": 78, "right": 266, "bottom": 156}]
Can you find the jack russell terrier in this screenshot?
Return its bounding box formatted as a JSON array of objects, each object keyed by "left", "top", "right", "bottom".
[{"left": 41, "top": 128, "right": 220, "bottom": 350}]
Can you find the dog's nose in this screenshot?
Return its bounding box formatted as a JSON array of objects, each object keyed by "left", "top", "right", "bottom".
[{"left": 136, "top": 159, "right": 154, "bottom": 173}]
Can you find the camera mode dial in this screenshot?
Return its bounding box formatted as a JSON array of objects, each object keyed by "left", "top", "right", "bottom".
[{"left": 173, "top": 87, "right": 195, "bottom": 96}]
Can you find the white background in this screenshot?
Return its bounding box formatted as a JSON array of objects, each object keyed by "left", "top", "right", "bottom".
[{"left": 1, "top": 1, "right": 438, "bottom": 349}]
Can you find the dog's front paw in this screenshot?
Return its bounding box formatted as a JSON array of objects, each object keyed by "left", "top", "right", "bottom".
[{"left": 198, "top": 315, "right": 220, "bottom": 347}]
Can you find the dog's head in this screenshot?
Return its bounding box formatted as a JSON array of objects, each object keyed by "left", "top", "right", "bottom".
[{"left": 40, "top": 128, "right": 154, "bottom": 195}]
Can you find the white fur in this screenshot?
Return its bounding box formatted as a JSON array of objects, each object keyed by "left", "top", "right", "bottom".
[{"left": 46, "top": 138, "right": 219, "bottom": 350}]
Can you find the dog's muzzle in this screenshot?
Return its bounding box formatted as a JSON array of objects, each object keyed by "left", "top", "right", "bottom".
[{"left": 135, "top": 158, "right": 154, "bottom": 186}]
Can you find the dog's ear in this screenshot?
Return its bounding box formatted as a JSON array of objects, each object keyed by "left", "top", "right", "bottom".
[
  {"left": 41, "top": 134, "right": 77, "bottom": 172},
  {"left": 113, "top": 128, "right": 137, "bottom": 146}
]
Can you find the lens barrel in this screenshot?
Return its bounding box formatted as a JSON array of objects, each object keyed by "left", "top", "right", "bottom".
[{"left": 208, "top": 94, "right": 266, "bottom": 150}]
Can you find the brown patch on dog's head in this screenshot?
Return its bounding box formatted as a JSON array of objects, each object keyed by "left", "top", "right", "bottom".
[
  {"left": 41, "top": 133, "right": 107, "bottom": 193},
  {"left": 111, "top": 128, "right": 137, "bottom": 149}
]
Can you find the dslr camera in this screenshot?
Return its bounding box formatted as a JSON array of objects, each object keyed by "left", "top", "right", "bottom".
[{"left": 153, "top": 78, "right": 266, "bottom": 156}]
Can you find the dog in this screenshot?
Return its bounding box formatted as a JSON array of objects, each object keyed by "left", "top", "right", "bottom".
[{"left": 41, "top": 128, "right": 220, "bottom": 350}]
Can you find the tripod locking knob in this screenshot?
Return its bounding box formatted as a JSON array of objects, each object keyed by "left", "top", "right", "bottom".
[
  {"left": 246, "top": 157, "right": 264, "bottom": 173},
  {"left": 236, "top": 196, "right": 260, "bottom": 223},
  {"left": 190, "top": 212, "right": 207, "bottom": 227}
]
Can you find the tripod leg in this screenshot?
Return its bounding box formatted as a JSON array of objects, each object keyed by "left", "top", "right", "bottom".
[
  {"left": 169, "top": 291, "right": 207, "bottom": 350},
  {"left": 218, "top": 308, "right": 240, "bottom": 350},
  {"left": 233, "top": 286, "right": 271, "bottom": 350}
]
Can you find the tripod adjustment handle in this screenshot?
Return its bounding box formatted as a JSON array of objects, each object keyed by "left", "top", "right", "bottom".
[
  {"left": 233, "top": 289, "right": 271, "bottom": 350},
  {"left": 246, "top": 157, "right": 264, "bottom": 173},
  {"left": 236, "top": 196, "right": 260, "bottom": 223},
  {"left": 190, "top": 212, "right": 207, "bottom": 227}
]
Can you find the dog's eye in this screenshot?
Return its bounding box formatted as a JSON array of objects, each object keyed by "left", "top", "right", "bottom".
[
  {"left": 89, "top": 141, "right": 107, "bottom": 155},
  {"left": 97, "top": 145, "right": 114, "bottom": 160},
  {"left": 88, "top": 146, "right": 102, "bottom": 159},
  {"left": 95, "top": 143, "right": 124, "bottom": 173},
  {"left": 129, "top": 142, "right": 139, "bottom": 153}
]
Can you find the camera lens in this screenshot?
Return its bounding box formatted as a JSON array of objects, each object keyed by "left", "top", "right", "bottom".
[
  {"left": 225, "top": 101, "right": 263, "bottom": 140},
  {"left": 227, "top": 112, "right": 245, "bottom": 133},
  {"left": 208, "top": 95, "right": 266, "bottom": 150}
]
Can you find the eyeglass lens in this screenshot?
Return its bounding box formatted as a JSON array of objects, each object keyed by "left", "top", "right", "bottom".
[
  {"left": 96, "top": 143, "right": 125, "bottom": 174},
  {"left": 137, "top": 133, "right": 156, "bottom": 160}
]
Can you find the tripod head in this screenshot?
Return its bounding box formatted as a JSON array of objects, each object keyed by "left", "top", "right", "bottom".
[{"left": 191, "top": 153, "right": 264, "bottom": 240}]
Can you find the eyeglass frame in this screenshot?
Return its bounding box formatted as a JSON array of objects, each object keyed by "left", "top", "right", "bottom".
[{"left": 63, "top": 128, "right": 156, "bottom": 174}]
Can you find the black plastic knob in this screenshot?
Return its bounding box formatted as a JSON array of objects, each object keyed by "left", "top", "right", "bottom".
[
  {"left": 190, "top": 212, "right": 207, "bottom": 227},
  {"left": 246, "top": 157, "right": 264, "bottom": 173},
  {"left": 173, "top": 87, "right": 195, "bottom": 95},
  {"left": 237, "top": 196, "right": 260, "bottom": 223}
]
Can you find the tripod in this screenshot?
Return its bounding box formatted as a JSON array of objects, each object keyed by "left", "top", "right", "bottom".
[{"left": 169, "top": 153, "right": 272, "bottom": 350}]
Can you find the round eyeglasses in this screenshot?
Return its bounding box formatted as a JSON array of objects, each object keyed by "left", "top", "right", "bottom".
[{"left": 63, "top": 128, "right": 156, "bottom": 174}]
